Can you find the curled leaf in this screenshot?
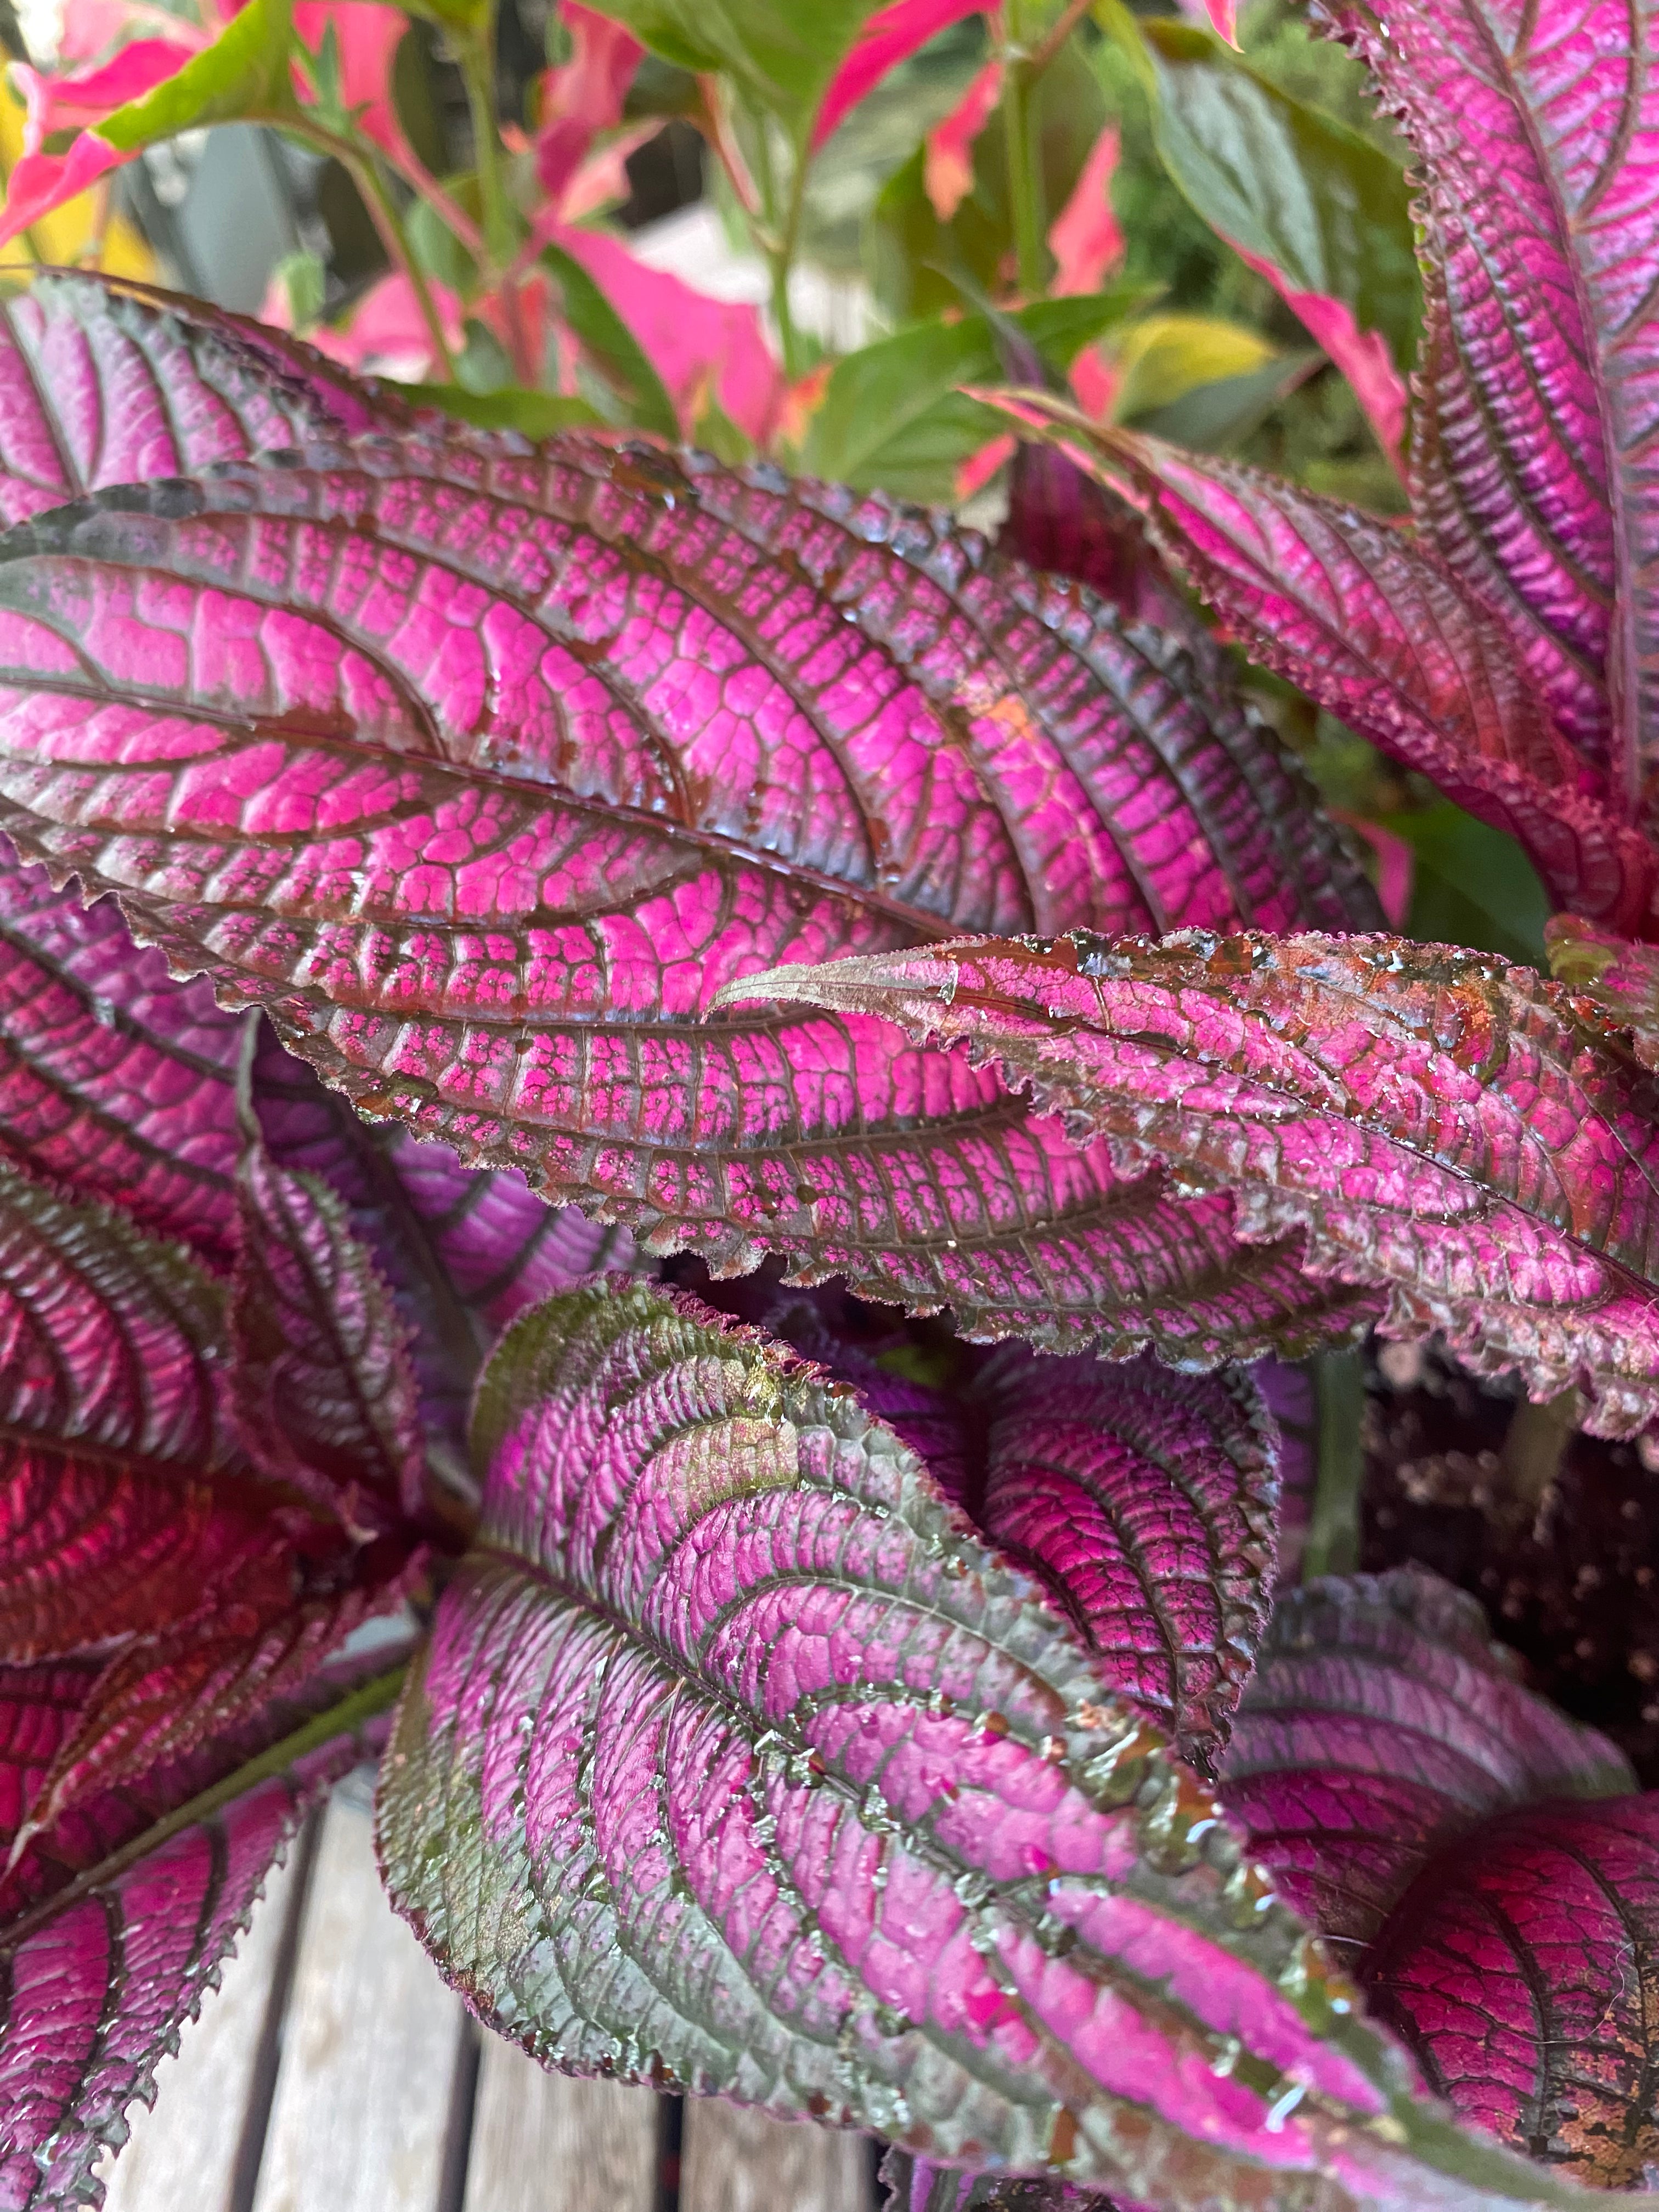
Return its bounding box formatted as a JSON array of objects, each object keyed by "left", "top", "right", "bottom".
[
  {"left": 718, "top": 930, "right": 1659, "bottom": 1432},
  {"left": 1220, "top": 1570, "right": 1634, "bottom": 1946},
  {"left": 1366, "top": 1794, "right": 1659, "bottom": 2187},
  {"left": 377, "top": 1275, "right": 1603, "bottom": 2212}
]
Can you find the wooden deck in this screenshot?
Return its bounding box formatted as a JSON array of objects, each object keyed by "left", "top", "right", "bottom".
[{"left": 98, "top": 1777, "right": 877, "bottom": 2212}]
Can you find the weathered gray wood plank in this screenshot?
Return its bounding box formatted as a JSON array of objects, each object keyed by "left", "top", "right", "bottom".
[
  {"left": 681, "top": 2101, "right": 872, "bottom": 2212},
  {"left": 250, "top": 1791, "right": 469, "bottom": 2212},
  {"left": 95, "top": 1841, "right": 304, "bottom": 2212},
  {"left": 462, "top": 2036, "right": 659, "bottom": 2212}
]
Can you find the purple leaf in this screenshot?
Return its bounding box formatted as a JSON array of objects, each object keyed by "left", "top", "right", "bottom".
[
  {"left": 1365, "top": 1793, "right": 1659, "bottom": 2187},
  {"left": 0, "top": 859, "right": 242, "bottom": 1261},
  {"left": 376, "top": 1276, "right": 1605, "bottom": 2212},
  {"left": 232, "top": 1137, "right": 427, "bottom": 1533},
  {"left": 1252, "top": 1361, "right": 1314, "bottom": 1590},
  {"left": 0, "top": 1658, "right": 399, "bottom": 2211},
  {"left": 720, "top": 931, "right": 1659, "bottom": 1432},
  {"left": 985, "top": 404, "right": 1653, "bottom": 932},
  {"left": 1313, "top": 0, "right": 1658, "bottom": 782},
  {"left": 1218, "top": 1568, "right": 1634, "bottom": 1947},
  {"left": 0, "top": 272, "right": 408, "bottom": 529},
  {"left": 0, "top": 414, "right": 1383, "bottom": 1362}
]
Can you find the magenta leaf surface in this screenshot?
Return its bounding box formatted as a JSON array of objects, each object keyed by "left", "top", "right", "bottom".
[
  {"left": 1314, "top": 0, "right": 1659, "bottom": 786},
  {"left": 721, "top": 931, "right": 1659, "bottom": 1432},
  {"left": 0, "top": 860, "right": 242, "bottom": 1261},
  {"left": 1544, "top": 914, "right": 1659, "bottom": 1070},
  {"left": 376, "top": 1276, "right": 1603, "bottom": 2212},
  {"left": 743, "top": 1289, "right": 1279, "bottom": 1774},
  {"left": 1218, "top": 1569, "right": 1634, "bottom": 1947},
  {"left": 232, "top": 1136, "right": 427, "bottom": 1534},
  {"left": 0, "top": 272, "right": 407, "bottom": 530},
  {"left": 881, "top": 2147, "right": 1115, "bottom": 2212},
  {"left": 0, "top": 1659, "right": 399, "bottom": 2211},
  {"left": 0, "top": 412, "right": 1385, "bottom": 1361},
  {"left": 987, "top": 403, "right": 1654, "bottom": 932},
  {"left": 1365, "top": 1793, "right": 1659, "bottom": 2187}
]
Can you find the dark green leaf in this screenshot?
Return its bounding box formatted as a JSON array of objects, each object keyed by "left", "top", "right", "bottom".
[{"left": 537, "top": 238, "right": 679, "bottom": 441}]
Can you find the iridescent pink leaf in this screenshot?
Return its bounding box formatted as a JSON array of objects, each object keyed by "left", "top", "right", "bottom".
[
  {"left": 376, "top": 1276, "right": 1604, "bottom": 2212},
  {"left": 0, "top": 861, "right": 241, "bottom": 1261},
  {"left": 982, "top": 402, "right": 1654, "bottom": 930},
  {"left": 0, "top": 270, "right": 408, "bottom": 531},
  {"left": 1365, "top": 1793, "right": 1659, "bottom": 2187},
  {"left": 0, "top": 422, "right": 1380, "bottom": 1363},
  {"left": 812, "top": 0, "right": 986, "bottom": 151},
  {"left": 1219, "top": 1568, "right": 1634, "bottom": 1946},
  {"left": 232, "top": 1138, "right": 427, "bottom": 1533},
  {"left": 0, "top": 1658, "right": 399, "bottom": 2211},
  {"left": 719, "top": 930, "right": 1659, "bottom": 1431},
  {"left": 1314, "top": 0, "right": 1658, "bottom": 780},
  {"left": 751, "top": 1291, "right": 1281, "bottom": 1773},
  {"left": 1178, "top": 0, "right": 1238, "bottom": 42}
]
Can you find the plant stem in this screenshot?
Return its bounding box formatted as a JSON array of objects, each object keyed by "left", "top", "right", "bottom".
[
  {"left": 1304, "top": 1347, "right": 1365, "bottom": 1579},
  {"left": 1026, "top": 0, "right": 1093, "bottom": 78},
  {"left": 460, "top": 29, "right": 515, "bottom": 274},
  {"left": 1008, "top": 49, "right": 1044, "bottom": 296},
  {"left": 769, "top": 143, "right": 810, "bottom": 382},
  {"left": 287, "top": 116, "right": 458, "bottom": 380}
]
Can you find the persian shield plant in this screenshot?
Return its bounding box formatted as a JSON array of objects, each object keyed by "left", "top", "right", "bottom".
[{"left": 0, "top": 0, "right": 1653, "bottom": 2206}]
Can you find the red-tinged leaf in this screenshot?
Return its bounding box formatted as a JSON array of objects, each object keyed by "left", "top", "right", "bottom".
[
  {"left": 536, "top": 2, "right": 644, "bottom": 204},
  {"left": 541, "top": 228, "right": 786, "bottom": 443},
  {"left": 1251, "top": 1360, "right": 1313, "bottom": 1590},
  {"left": 0, "top": 417, "right": 1383, "bottom": 1363},
  {"left": 1048, "top": 126, "right": 1124, "bottom": 299},
  {"left": 232, "top": 1139, "right": 427, "bottom": 1533},
  {"left": 1179, "top": 0, "right": 1238, "bottom": 42},
  {"left": 1365, "top": 1794, "right": 1659, "bottom": 2187},
  {"left": 293, "top": 2, "right": 425, "bottom": 178},
  {"left": 925, "top": 58, "right": 1002, "bottom": 223},
  {"left": 1545, "top": 913, "right": 1659, "bottom": 1070},
  {"left": 376, "top": 1275, "right": 1605, "bottom": 2212},
  {"left": 0, "top": 862, "right": 241, "bottom": 1261},
  {"left": 1231, "top": 279, "right": 1406, "bottom": 464},
  {"left": 812, "top": 0, "right": 986, "bottom": 151},
  {"left": 0, "top": 272, "right": 407, "bottom": 532},
  {"left": 1314, "top": 0, "right": 1657, "bottom": 782},
  {"left": 719, "top": 930, "right": 1659, "bottom": 1432},
  {"left": 0, "top": 1659, "right": 400, "bottom": 2211},
  {"left": 981, "top": 403, "right": 1655, "bottom": 930},
  {"left": 1218, "top": 1570, "right": 1634, "bottom": 1948},
  {"left": 12, "top": 40, "right": 201, "bottom": 140}
]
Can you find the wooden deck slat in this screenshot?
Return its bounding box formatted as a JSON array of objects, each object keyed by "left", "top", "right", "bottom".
[
  {"left": 680, "top": 2101, "right": 873, "bottom": 2212},
  {"left": 461, "top": 2039, "right": 660, "bottom": 2212},
  {"left": 95, "top": 1841, "right": 305, "bottom": 2212},
  {"left": 250, "top": 1791, "right": 469, "bottom": 2212}
]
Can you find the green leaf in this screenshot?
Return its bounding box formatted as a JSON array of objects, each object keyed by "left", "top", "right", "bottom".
[
  {"left": 399, "top": 383, "right": 608, "bottom": 436},
  {"left": 1384, "top": 801, "right": 1551, "bottom": 967},
  {"left": 1098, "top": 13, "right": 1419, "bottom": 373},
  {"left": 96, "top": 0, "right": 294, "bottom": 149},
  {"left": 804, "top": 287, "right": 1152, "bottom": 497},
  {"left": 1131, "top": 349, "right": 1321, "bottom": 453},
  {"left": 1111, "top": 310, "right": 1276, "bottom": 419},
  {"left": 537, "top": 239, "right": 679, "bottom": 442},
  {"left": 579, "top": 0, "right": 877, "bottom": 129},
  {"left": 408, "top": 191, "right": 480, "bottom": 302}
]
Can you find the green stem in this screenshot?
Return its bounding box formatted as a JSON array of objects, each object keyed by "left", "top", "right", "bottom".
[
  {"left": 460, "top": 30, "right": 515, "bottom": 276},
  {"left": 769, "top": 143, "right": 810, "bottom": 383},
  {"left": 287, "top": 117, "right": 457, "bottom": 380},
  {"left": 0, "top": 1663, "right": 408, "bottom": 1955},
  {"left": 1000, "top": 0, "right": 1048, "bottom": 298},
  {"left": 1304, "top": 1347, "right": 1365, "bottom": 1579}
]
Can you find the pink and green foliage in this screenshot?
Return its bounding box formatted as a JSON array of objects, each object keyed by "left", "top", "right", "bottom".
[{"left": 373, "top": 1274, "right": 1595, "bottom": 2212}]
